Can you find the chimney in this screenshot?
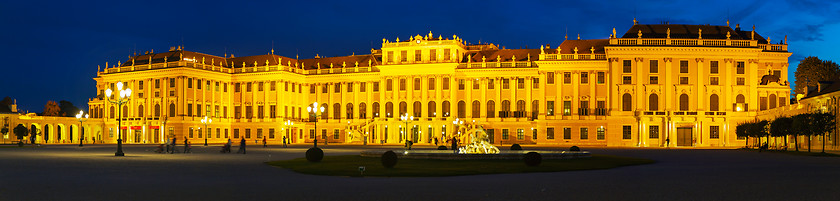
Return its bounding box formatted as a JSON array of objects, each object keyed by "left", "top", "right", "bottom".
[{"left": 818, "top": 81, "right": 832, "bottom": 93}]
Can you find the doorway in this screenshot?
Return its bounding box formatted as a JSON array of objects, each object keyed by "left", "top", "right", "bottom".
[{"left": 677, "top": 127, "right": 693, "bottom": 146}]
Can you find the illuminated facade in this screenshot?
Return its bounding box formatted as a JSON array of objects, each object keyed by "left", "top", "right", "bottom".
[{"left": 4, "top": 22, "right": 793, "bottom": 147}]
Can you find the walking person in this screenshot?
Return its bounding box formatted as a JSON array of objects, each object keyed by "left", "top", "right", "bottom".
[
  {"left": 184, "top": 138, "right": 191, "bottom": 153},
  {"left": 224, "top": 138, "right": 233, "bottom": 153},
  {"left": 263, "top": 137, "right": 267, "bottom": 148},
  {"left": 237, "top": 138, "right": 246, "bottom": 154},
  {"left": 282, "top": 136, "right": 288, "bottom": 148},
  {"left": 165, "top": 138, "right": 171, "bottom": 153},
  {"left": 171, "top": 137, "right": 177, "bottom": 154},
  {"left": 451, "top": 137, "right": 458, "bottom": 154}
]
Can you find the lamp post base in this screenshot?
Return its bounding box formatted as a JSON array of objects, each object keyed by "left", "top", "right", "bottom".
[
  {"left": 204, "top": 138, "right": 208, "bottom": 146},
  {"left": 115, "top": 139, "right": 124, "bottom": 156}
]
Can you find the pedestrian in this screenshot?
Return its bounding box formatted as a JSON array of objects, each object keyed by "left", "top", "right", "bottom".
[
  {"left": 165, "top": 138, "right": 171, "bottom": 153},
  {"left": 92, "top": 137, "right": 95, "bottom": 144},
  {"left": 237, "top": 138, "right": 246, "bottom": 154},
  {"left": 282, "top": 136, "right": 288, "bottom": 148},
  {"left": 665, "top": 138, "right": 670, "bottom": 148},
  {"left": 171, "top": 137, "right": 177, "bottom": 154},
  {"left": 263, "top": 137, "right": 267, "bottom": 148},
  {"left": 408, "top": 140, "right": 413, "bottom": 150},
  {"left": 184, "top": 139, "right": 191, "bottom": 153},
  {"left": 451, "top": 137, "right": 458, "bottom": 153},
  {"left": 225, "top": 138, "right": 233, "bottom": 153},
  {"left": 434, "top": 138, "right": 438, "bottom": 146}
]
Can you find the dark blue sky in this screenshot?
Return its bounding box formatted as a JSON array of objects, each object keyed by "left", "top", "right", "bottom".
[{"left": 1, "top": 0, "right": 838, "bottom": 113}]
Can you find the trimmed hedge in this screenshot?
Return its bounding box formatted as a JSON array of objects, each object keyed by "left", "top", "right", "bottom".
[
  {"left": 570, "top": 146, "right": 581, "bottom": 151},
  {"left": 437, "top": 146, "right": 448, "bottom": 150},
  {"left": 510, "top": 144, "right": 522, "bottom": 150},
  {"left": 306, "top": 147, "right": 324, "bottom": 162},
  {"left": 523, "top": 152, "right": 542, "bottom": 166},
  {"left": 381, "top": 150, "right": 398, "bottom": 168}
]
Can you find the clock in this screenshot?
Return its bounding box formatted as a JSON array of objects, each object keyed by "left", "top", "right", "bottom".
[{"left": 416, "top": 40, "right": 421, "bottom": 44}]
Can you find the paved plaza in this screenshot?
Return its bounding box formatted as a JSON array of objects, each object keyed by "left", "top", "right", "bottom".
[{"left": 1, "top": 144, "right": 839, "bottom": 201}]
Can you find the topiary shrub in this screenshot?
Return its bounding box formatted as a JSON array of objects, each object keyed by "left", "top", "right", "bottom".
[
  {"left": 570, "top": 146, "right": 581, "bottom": 151},
  {"left": 510, "top": 144, "right": 522, "bottom": 150},
  {"left": 523, "top": 152, "right": 542, "bottom": 166},
  {"left": 437, "top": 146, "right": 448, "bottom": 150},
  {"left": 305, "top": 147, "right": 324, "bottom": 162},
  {"left": 381, "top": 150, "right": 398, "bottom": 168}
]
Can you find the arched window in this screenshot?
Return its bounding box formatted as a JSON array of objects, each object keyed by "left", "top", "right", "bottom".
[
  {"left": 442, "top": 101, "right": 450, "bottom": 117},
  {"left": 471, "top": 100, "right": 481, "bottom": 118},
  {"left": 110, "top": 106, "right": 115, "bottom": 118},
  {"left": 154, "top": 104, "right": 161, "bottom": 117},
  {"left": 736, "top": 94, "right": 745, "bottom": 103},
  {"left": 169, "top": 103, "right": 176, "bottom": 117},
  {"left": 427, "top": 101, "right": 436, "bottom": 117},
  {"left": 346, "top": 103, "right": 353, "bottom": 119},
  {"left": 413, "top": 101, "right": 422, "bottom": 117},
  {"left": 622, "top": 93, "right": 632, "bottom": 111},
  {"left": 359, "top": 102, "right": 367, "bottom": 119},
  {"left": 321, "top": 103, "right": 329, "bottom": 119},
  {"left": 649, "top": 94, "right": 659, "bottom": 111},
  {"left": 679, "top": 94, "right": 689, "bottom": 111},
  {"left": 709, "top": 94, "right": 719, "bottom": 111},
  {"left": 501, "top": 100, "right": 511, "bottom": 118},
  {"left": 333, "top": 103, "right": 341, "bottom": 119},
  {"left": 399, "top": 101, "right": 407, "bottom": 116},
  {"left": 385, "top": 102, "right": 393, "bottom": 117},
  {"left": 122, "top": 105, "right": 128, "bottom": 117},
  {"left": 487, "top": 100, "right": 496, "bottom": 118},
  {"left": 516, "top": 100, "right": 526, "bottom": 117},
  {"left": 457, "top": 100, "right": 466, "bottom": 118},
  {"left": 138, "top": 105, "right": 144, "bottom": 117},
  {"left": 372, "top": 102, "right": 380, "bottom": 117},
  {"left": 531, "top": 100, "right": 539, "bottom": 118},
  {"left": 769, "top": 94, "right": 777, "bottom": 109}
]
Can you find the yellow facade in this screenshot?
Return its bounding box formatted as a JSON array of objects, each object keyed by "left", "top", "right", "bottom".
[{"left": 67, "top": 24, "right": 793, "bottom": 147}]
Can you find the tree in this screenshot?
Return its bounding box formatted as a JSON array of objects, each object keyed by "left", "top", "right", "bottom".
[
  {"left": 736, "top": 122, "right": 750, "bottom": 148},
  {"left": 1, "top": 126, "right": 8, "bottom": 144},
  {"left": 29, "top": 125, "right": 38, "bottom": 145},
  {"left": 794, "top": 56, "right": 840, "bottom": 95},
  {"left": 13, "top": 124, "right": 27, "bottom": 147},
  {"left": 749, "top": 120, "right": 770, "bottom": 151},
  {"left": 790, "top": 113, "right": 810, "bottom": 152},
  {"left": 810, "top": 112, "right": 835, "bottom": 154},
  {"left": 770, "top": 117, "right": 793, "bottom": 150},
  {"left": 58, "top": 100, "right": 80, "bottom": 117},
  {"left": 0, "top": 96, "right": 12, "bottom": 106},
  {"left": 43, "top": 101, "right": 60, "bottom": 116}
]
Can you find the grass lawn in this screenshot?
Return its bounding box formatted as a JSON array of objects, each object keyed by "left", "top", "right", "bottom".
[
  {"left": 740, "top": 148, "right": 840, "bottom": 157},
  {"left": 266, "top": 154, "right": 654, "bottom": 177}
]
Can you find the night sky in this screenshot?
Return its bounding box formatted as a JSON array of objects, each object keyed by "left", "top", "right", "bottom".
[{"left": 1, "top": 0, "right": 838, "bottom": 113}]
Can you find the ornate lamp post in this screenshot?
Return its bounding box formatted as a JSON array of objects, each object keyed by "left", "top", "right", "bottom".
[
  {"left": 400, "top": 114, "right": 414, "bottom": 143},
  {"left": 283, "top": 119, "right": 294, "bottom": 144},
  {"left": 306, "top": 102, "right": 325, "bottom": 147},
  {"left": 201, "top": 116, "right": 212, "bottom": 146},
  {"left": 104, "top": 82, "right": 132, "bottom": 156},
  {"left": 75, "top": 111, "right": 88, "bottom": 147}
]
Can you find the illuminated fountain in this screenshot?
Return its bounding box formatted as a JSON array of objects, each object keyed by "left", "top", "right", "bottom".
[{"left": 453, "top": 119, "right": 499, "bottom": 154}]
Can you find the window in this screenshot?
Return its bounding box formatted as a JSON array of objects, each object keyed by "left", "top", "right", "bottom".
[
  {"left": 502, "top": 129, "right": 509, "bottom": 140},
  {"left": 233, "top": 129, "right": 240, "bottom": 138},
  {"left": 597, "top": 72, "right": 605, "bottom": 84},
  {"left": 516, "top": 129, "right": 524, "bottom": 140},
  {"left": 169, "top": 103, "right": 176, "bottom": 117},
  {"left": 136, "top": 81, "right": 143, "bottom": 90},
  {"left": 309, "top": 129, "right": 315, "bottom": 139},
  {"left": 246, "top": 106, "right": 253, "bottom": 119},
  {"left": 310, "top": 85, "right": 316, "bottom": 94},
  {"left": 597, "top": 127, "right": 605, "bottom": 140},
  {"left": 546, "top": 128, "right": 555, "bottom": 139},
  {"left": 169, "top": 78, "right": 175, "bottom": 87},
  {"left": 245, "top": 129, "right": 251, "bottom": 138},
  {"left": 710, "top": 126, "right": 720, "bottom": 139},
  {"left": 649, "top": 94, "right": 659, "bottom": 111},
  {"left": 563, "top": 101, "right": 571, "bottom": 116},
  {"left": 563, "top": 128, "right": 571, "bottom": 139},
  {"left": 564, "top": 72, "right": 572, "bottom": 84},
  {"left": 474, "top": 79, "right": 480, "bottom": 89},
  {"left": 710, "top": 61, "right": 719, "bottom": 74},
  {"left": 285, "top": 82, "right": 290, "bottom": 91},
  {"left": 188, "top": 78, "right": 193, "bottom": 88},
  {"left": 486, "top": 100, "right": 494, "bottom": 118},
  {"left": 579, "top": 101, "right": 589, "bottom": 116},
  {"left": 516, "top": 78, "right": 525, "bottom": 89},
  {"left": 736, "top": 61, "right": 745, "bottom": 74},
  {"left": 679, "top": 77, "right": 689, "bottom": 85},
  {"left": 428, "top": 78, "right": 435, "bottom": 90},
  {"left": 444, "top": 49, "right": 451, "bottom": 61},
  {"left": 471, "top": 101, "right": 480, "bottom": 118},
  {"left": 187, "top": 104, "right": 193, "bottom": 116},
  {"left": 457, "top": 101, "right": 466, "bottom": 118},
  {"left": 773, "top": 70, "right": 781, "bottom": 77},
  {"left": 546, "top": 101, "right": 554, "bottom": 116},
  {"left": 622, "top": 125, "right": 632, "bottom": 139},
  {"left": 502, "top": 78, "right": 509, "bottom": 89},
  {"left": 246, "top": 82, "right": 252, "bottom": 92},
  {"left": 335, "top": 83, "right": 341, "bottom": 93},
  {"left": 206, "top": 80, "right": 210, "bottom": 90},
  {"left": 258, "top": 82, "right": 263, "bottom": 91},
  {"left": 680, "top": 60, "right": 689, "bottom": 73},
  {"left": 442, "top": 77, "right": 450, "bottom": 90},
  {"left": 225, "top": 129, "right": 229, "bottom": 138},
  {"left": 215, "top": 82, "right": 220, "bottom": 91},
  {"left": 400, "top": 79, "right": 406, "bottom": 91},
  {"left": 650, "top": 60, "right": 659, "bottom": 73},
  {"left": 223, "top": 83, "right": 227, "bottom": 92},
  {"left": 333, "top": 129, "right": 340, "bottom": 139},
  {"left": 360, "top": 82, "right": 366, "bottom": 92},
  {"left": 679, "top": 94, "right": 689, "bottom": 111},
  {"left": 215, "top": 105, "right": 219, "bottom": 117},
  {"left": 737, "top": 77, "right": 745, "bottom": 85},
  {"left": 623, "top": 60, "right": 632, "bottom": 73},
  {"left": 580, "top": 127, "right": 589, "bottom": 140},
  {"left": 257, "top": 129, "right": 263, "bottom": 139},
  {"left": 488, "top": 79, "right": 494, "bottom": 89},
  {"left": 206, "top": 105, "right": 211, "bottom": 117},
  {"left": 430, "top": 49, "right": 437, "bottom": 61},
  {"left": 710, "top": 77, "right": 719, "bottom": 85},
  {"left": 269, "top": 129, "right": 275, "bottom": 139},
  {"left": 458, "top": 79, "right": 465, "bottom": 90},
  {"left": 649, "top": 126, "right": 659, "bottom": 138},
  {"left": 580, "top": 72, "right": 588, "bottom": 84},
  {"left": 347, "top": 83, "right": 353, "bottom": 92},
  {"left": 387, "top": 51, "right": 394, "bottom": 63},
  {"left": 414, "top": 78, "right": 421, "bottom": 90},
  {"left": 708, "top": 94, "right": 719, "bottom": 111},
  {"left": 373, "top": 82, "right": 380, "bottom": 92},
  {"left": 622, "top": 93, "right": 632, "bottom": 111},
  {"left": 189, "top": 128, "right": 194, "bottom": 138},
  {"left": 386, "top": 79, "right": 393, "bottom": 91},
  {"left": 623, "top": 76, "right": 632, "bottom": 84},
  {"left": 400, "top": 50, "right": 407, "bottom": 62},
  {"left": 546, "top": 72, "right": 556, "bottom": 84},
  {"left": 414, "top": 50, "right": 421, "bottom": 62},
  {"left": 649, "top": 76, "right": 658, "bottom": 84}
]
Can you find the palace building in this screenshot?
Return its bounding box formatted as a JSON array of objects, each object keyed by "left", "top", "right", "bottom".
[{"left": 2, "top": 21, "right": 793, "bottom": 147}]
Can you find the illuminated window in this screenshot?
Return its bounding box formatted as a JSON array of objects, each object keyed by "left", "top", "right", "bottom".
[
  {"left": 473, "top": 79, "right": 480, "bottom": 89},
  {"left": 649, "top": 125, "right": 659, "bottom": 139},
  {"left": 517, "top": 129, "right": 524, "bottom": 140},
  {"left": 532, "top": 129, "right": 538, "bottom": 140},
  {"left": 386, "top": 79, "right": 393, "bottom": 91},
  {"left": 257, "top": 129, "right": 263, "bottom": 139},
  {"left": 488, "top": 79, "right": 494, "bottom": 89},
  {"left": 563, "top": 101, "right": 571, "bottom": 116},
  {"left": 333, "top": 129, "right": 340, "bottom": 139},
  {"left": 387, "top": 51, "right": 394, "bottom": 63},
  {"left": 580, "top": 127, "right": 589, "bottom": 140},
  {"left": 710, "top": 126, "right": 720, "bottom": 139},
  {"left": 680, "top": 77, "right": 689, "bottom": 85},
  {"left": 622, "top": 126, "right": 631, "bottom": 139},
  {"left": 623, "top": 76, "right": 632, "bottom": 84},
  {"left": 650, "top": 76, "right": 658, "bottom": 84},
  {"left": 269, "top": 129, "right": 275, "bottom": 139},
  {"left": 597, "top": 127, "right": 605, "bottom": 140},
  {"left": 373, "top": 82, "right": 380, "bottom": 92},
  {"left": 710, "top": 77, "right": 719, "bottom": 85},
  {"left": 444, "top": 49, "right": 451, "bottom": 61},
  {"left": 501, "top": 129, "right": 509, "bottom": 140},
  {"left": 546, "top": 101, "right": 554, "bottom": 116}
]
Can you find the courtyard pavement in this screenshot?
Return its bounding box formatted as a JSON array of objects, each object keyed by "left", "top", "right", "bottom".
[{"left": 1, "top": 144, "right": 839, "bottom": 201}]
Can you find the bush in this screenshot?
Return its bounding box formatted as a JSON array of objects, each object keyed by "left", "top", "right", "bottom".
[
  {"left": 381, "top": 150, "right": 398, "bottom": 168},
  {"left": 437, "top": 146, "right": 448, "bottom": 150},
  {"left": 570, "top": 146, "right": 580, "bottom": 151},
  {"left": 510, "top": 144, "right": 522, "bottom": 150},
  {"left": 305, "top": 147, "right": 324, "bottom": 162},
  {"left": 524, "top": 152, "right": 542, "bottom": 166}
]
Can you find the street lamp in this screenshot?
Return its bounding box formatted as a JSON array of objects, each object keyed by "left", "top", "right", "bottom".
[
  {"left": 75, "top": 111, "right": 88, "bottom": 147},
  {"left": 104, "top": 81, "right": 131, "bottom": 156},
  {"left": 400, "top": 114, "right": 414, "bottom": 143},
  {"left": 306, "top": 102, "right": 325, "bottom": 147},
  {"left": 201, "top": 116, "right": 212, "bottom": 146}
]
